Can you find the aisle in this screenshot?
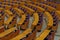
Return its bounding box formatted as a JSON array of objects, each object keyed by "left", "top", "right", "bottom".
[{"left": 55, "top": 21, "right": 60, "bottom": 40}]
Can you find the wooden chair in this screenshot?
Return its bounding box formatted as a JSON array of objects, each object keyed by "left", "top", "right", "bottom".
[
  {"left": 36, "top": 30, "right": 51, "bottom": 40},
  {"left": 0, "top": 30, "right": 20, "bottom": 40},
  {"left": 0, "top": 8, "right": 5, "bottom": 27},
  {"left": 0, "top": 26, "right": 5, "bottom": 33},
  {"left": 21, "top": 28, "right": 37, "bottom": 40},
  {"left": 10, "top": 29, "right": 32, "bottom": 40},
  {"left": 0, "top": 27, "right": 16, "bottom": 38}
]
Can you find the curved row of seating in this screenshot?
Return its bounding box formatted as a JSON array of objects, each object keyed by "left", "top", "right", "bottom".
[{"left": 0, "top": 1, "right": 60, "bottom": 40}]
